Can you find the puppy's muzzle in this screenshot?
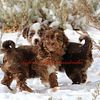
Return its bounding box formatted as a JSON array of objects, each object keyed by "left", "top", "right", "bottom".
[{"left": 34, "top": 39, "right": 39, "bottom": 45}]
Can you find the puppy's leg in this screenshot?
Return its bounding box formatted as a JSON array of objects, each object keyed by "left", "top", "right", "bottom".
[
  {"left": 65, "top": 69, "right": 82, "bottom": 84},
  {"left": 67, "top": 70, "right": 87, "bottom": 84},
  {"left": 64, "top": 66, "right": 84, "bottom": 84},
  {"left": 47, "top": 65, "right": 59, "bottom": 91},
  {"left": 81, "top": 70, "right": 87, "bottom": 83},
  {"left": 1, "top": 72, "right": 13, "bottom": 90},
  {"left": 40, "top": 71, "right": 49, "bottom": 87},
  {"left": 16, "top": 73, "right": 33, "bottom": 92},
  {"left": 49, "top": 72, "right": 58, "bottom": 88},
  {"left": 71, "top": 73, "right": 82, "bottom": 84},
  {"left": 36, "top": 65, "right": 49, "bottom": 87}
]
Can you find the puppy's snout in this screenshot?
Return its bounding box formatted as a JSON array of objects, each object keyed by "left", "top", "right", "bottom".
[{"left": 34, "top": 39, "right": 39, "bottom": 44}]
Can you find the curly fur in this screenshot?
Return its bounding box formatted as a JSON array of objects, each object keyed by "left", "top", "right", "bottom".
[
  {"left": 38, "top": 27, "right": 69, "bottom": 87},
  {"left": 1, "top": 40, "right": 49, "bottom": 92},
  {"left": 60, "top": 35, "right": 93, "bottom": 84},
  {"left": 22, "top": 26, "right": 69, "bottom": 88}
]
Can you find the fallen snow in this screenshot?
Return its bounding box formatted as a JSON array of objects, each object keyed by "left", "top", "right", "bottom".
[{"left": 0, "top": 27, "right": 100, "bottom": 100}]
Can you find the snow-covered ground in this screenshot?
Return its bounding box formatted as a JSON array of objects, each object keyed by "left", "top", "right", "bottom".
[{"left": 0, "top": 27, "right": 100, "bottom": 100}]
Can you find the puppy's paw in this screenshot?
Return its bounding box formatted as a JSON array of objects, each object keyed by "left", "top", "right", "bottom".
[
  {"left": 18, "top": 84, "right": 33, "bottom": 92},
  {"left": 52, "top": 86, "right": 60, "bottom": 92}
]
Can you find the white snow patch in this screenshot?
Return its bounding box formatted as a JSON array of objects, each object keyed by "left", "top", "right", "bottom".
[{"left": 0, "top": 27, "right": 100, "bottom": 100}]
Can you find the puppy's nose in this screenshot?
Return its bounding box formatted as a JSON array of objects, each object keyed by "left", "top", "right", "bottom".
[{"left": 34, "top": 39, "right": 39, "bottom": 44}]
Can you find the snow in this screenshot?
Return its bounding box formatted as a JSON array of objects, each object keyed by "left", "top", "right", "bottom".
[
  {"left": 30, "top": 22, "right": 41, "bottom": 33},
  {"left": 1, "top": 32, "right": 30, "bottom": 46},
  {"left": 87, "top": 27, "right": 100, "bottom": 44},
  {"left": 64, "top": 29, "right": 81, "bottom": 43},
  {"left": 49, "top": 21, "right": 60, "bottom": 28},
  {"left": 0, "top": 27, "right": 100, "bottom": 100}
]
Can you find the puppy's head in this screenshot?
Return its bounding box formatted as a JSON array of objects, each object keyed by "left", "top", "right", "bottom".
[
  {"left": 41, "top": 27, "right": 68, "bottom": 55},
  {"left": 22, "top": 22, "right": 41, "bottom": 45}
]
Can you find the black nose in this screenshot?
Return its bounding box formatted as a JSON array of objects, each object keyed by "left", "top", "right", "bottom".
[{"left": 34, "top": 39, "right": 39, "bottom": 44}]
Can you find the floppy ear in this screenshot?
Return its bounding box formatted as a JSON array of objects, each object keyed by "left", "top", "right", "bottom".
[{"left": 22, "top": 27, "right": 29, "bottom": 39}]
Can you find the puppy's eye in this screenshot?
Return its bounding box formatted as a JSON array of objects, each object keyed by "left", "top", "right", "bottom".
[
  {"left": 28, "top": 32, "right": 35, "bottom": 39},
  {"left": 30, "top": 32, "right": 35, "bottom": 36},
  {"left": 29, "top": 30, "right": 35, "bottom": 36}
]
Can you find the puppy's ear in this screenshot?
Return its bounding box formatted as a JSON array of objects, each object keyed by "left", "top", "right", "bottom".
[{"left": 22, "top": 27, "right": 29, "bottom": 39}]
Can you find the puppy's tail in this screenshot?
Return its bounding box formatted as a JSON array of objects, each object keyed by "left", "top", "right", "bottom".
[
  {"left": 79, "top": 35, "right": 92, "bottom": 53},
  {"left": 2, "top": 40, "right": 15, "bottom": 52}
]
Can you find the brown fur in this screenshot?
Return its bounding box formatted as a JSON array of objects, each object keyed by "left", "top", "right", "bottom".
[
  {"left": 22, "top": 24, "right": 92, "bottom": 85},
  {"left": 21, "top": 21, "right": 51, "bottom": 45},
  {"left": 22, "top": 25, "right": 69, "bottom": 88},
  {"left": 1, "top": 40, "right": 49, "bottom": 92},
  {"left": 38, "top": 27, "right": 69, "bottom": 87},
  {"left": 22, "top": 24, "right": 51, "bottom": 44},
  {"left": 41, "top": 27, "right": 68, "bottom": 56},
  {"left": 22, "top": 26, "right": 36, "bottom": 44},
  {"left": 60, "top": 35, "right": 93, "bottom": 84}
]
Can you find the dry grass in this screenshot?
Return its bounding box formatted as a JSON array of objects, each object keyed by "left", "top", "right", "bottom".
[
  {"left": 0, "top": 0, "right": 68, "bottom": 32},
  {"left": 0, "top": 0, "right": 44, "bottom": 32},
  {"left": 92, "top": 83, "right": 100, "bottom": 100},
  {"left": 0, "top": 0, "right": 99, "bottom": 32}
]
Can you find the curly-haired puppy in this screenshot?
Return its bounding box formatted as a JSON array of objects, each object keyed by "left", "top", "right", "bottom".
[
  {"left": 22, "top": 24, "right": 69, "bottom": 89},
  {"left": 60, "top": 35, "right": 93, "bottom": 84},
  {"left": 1, "top": 40, "right": 50, "bottom": 92},
  {"left": 38, "top": 27, "right": 68, "bottom": 88}
]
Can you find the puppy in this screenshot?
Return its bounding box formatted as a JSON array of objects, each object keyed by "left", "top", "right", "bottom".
[
  {"left": 22, "top": 22, "right": 41, "bottom": 45},
  {"left": 1, "top": 40, "right": 49, "bottom": 92},
  {"left": 60, "top": 35, "right": 93, "bottom": 84},
  {"left": 21, "top": 19, "right": 52, "bottom": 45},
  {"left": 22, "top": 26, "right": 69, "bottom": 89},
  {"left": 38, "top": 27, "right": 69, "bottom": 88}
]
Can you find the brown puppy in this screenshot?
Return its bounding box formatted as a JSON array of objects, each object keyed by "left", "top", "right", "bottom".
[
  {"left": 60, "top": 35, "right": 93, "bottom": 84},
  {"left": 38, "top": 27, "right": 68, "bottom": 88},
  {"left": 22, "top": 24, "right": 69, "bottom": 88},
  {"left": 22, "top": 24, "right": 93, "bottom": 85},
  {"left": 21, "top": 22, "right": 50, "bottom": 45},
  {"left": 1, "top": 40, "right": 49, "bottom": 92}
]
